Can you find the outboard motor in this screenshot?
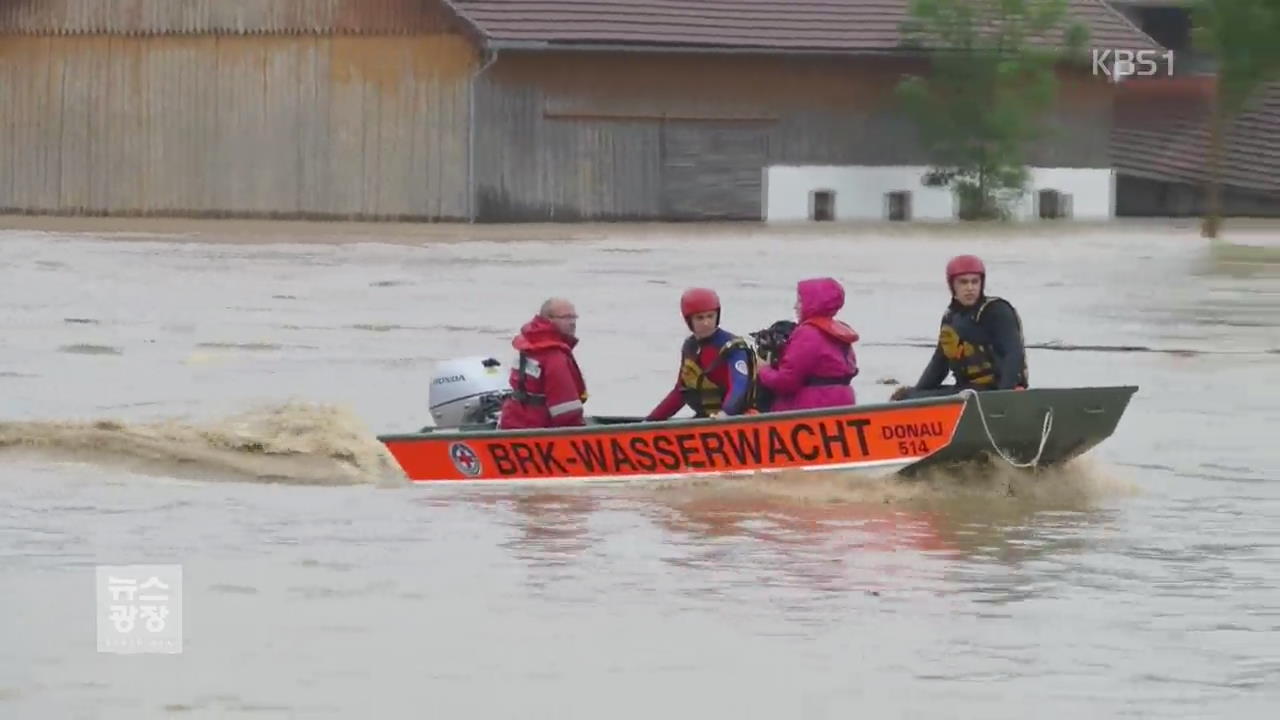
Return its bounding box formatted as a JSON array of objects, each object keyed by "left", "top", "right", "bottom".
[{"left": 427, "top": 356, "right": 512, "bottom": 429}]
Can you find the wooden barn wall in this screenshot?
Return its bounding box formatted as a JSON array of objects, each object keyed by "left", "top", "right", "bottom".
[
  {"left": 1035, "top": 71, "right": 1115, "bottom": 169},
  {"left": 473, "top": 71, "right": 664, "bottom": 222},
  {"left": 473, "top": 52, "right": 1116, "bottom": 221},
  {"left": 0, "top": 0, "right": 459, "bottom": 35},
  {"left": 0, "top": 33, "right": 473, "bottom": 219}
]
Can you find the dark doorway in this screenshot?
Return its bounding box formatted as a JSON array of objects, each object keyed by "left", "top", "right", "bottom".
[
  {"left": 886, "top": 191, "right": 912, "bottom": 221},
  {"left": 811, "top": 190, "right": 835, "bottom": 221},
  {"left": 1038, "top": 189, "right": 1073, "bottom": 219}
]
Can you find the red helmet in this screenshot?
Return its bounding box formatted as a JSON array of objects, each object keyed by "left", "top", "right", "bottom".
[
  {"left": 680, "top": 287, "right": 720, "bottom": 317},
  {"left": 945, "top": 254, "right": 986, "bottom": 286}
]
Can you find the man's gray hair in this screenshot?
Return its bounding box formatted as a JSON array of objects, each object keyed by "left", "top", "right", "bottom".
[{"left": 539, "top": 297, "right": 571, "bottom": 318}]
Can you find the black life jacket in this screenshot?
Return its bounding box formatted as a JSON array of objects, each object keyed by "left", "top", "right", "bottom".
[
  {"left": 937, "top": 296, "right": 1029, "bottom": 389},
  {"left": 678, "top": 334, "right": 759, "bottom": 416}
]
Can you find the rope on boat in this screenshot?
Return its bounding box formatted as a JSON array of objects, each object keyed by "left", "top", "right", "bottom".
[{"left": 960, "top": 389, "right": 1054, "bottom": 470}]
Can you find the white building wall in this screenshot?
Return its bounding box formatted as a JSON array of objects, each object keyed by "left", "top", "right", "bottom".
[
  {"left": 1013, "top": 167, "right": 1117, "bottom": 221},
  {"left": 765, "top": 165, "right": 1115, "bottom": 222}
]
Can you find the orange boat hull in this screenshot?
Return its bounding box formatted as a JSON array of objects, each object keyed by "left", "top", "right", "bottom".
[{"left": 379, "top": 399, "right": 966, "bottom": 484}]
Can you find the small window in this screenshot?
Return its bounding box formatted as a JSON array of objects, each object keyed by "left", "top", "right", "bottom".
[
  {"left": 1038, "top": 189, "right": 1073, "bottom": 219},
  {"left": 810, "top": 190, "right": 835, "bottom": 221},
  {"left": 885, "top": 191, "right": 912, "bottom": 221}
]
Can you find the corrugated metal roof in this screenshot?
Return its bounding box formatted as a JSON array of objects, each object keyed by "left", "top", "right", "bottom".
[
  {"left": 0, "top": 0, "right": 457, "bottom": 35},
  {"left": 1113, "top": 81, "right": 1280, "bottom": 193},
  {"left": 445, "top": 0, "right": 1160, "bottom": 53}
]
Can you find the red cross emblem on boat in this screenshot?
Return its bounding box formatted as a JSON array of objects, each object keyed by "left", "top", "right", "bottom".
[{"left": 448, "top": 442, "right": 482, "bottom": 477}]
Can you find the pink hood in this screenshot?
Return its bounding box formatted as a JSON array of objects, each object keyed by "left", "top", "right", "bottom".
[{"left": 798, "top": 277, "right": 846, "bottom": 320}]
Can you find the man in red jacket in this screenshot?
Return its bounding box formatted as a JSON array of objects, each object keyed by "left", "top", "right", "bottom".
[{"left": 497, "top": 297, "right": 589, "bottom": 429}]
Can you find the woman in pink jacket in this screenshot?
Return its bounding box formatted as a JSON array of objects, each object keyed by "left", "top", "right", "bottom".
[{"left": 758, "top": 277, "right": 860, "bottom": 412}]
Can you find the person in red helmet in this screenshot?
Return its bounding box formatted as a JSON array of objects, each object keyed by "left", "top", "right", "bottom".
[
  {"left": 497, "top": 297, "right": 589, "bottom": 429},
  {"left": 647, "top": 287, "right": 758, "bottom": 421},
  {"left": 891, "top": 254, "right": 1028, "bottom": 401}
]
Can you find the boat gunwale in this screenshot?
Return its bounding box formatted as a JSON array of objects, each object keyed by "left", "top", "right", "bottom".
[{"left": 377, "top": 393, "right": 969, "bottom": 443}]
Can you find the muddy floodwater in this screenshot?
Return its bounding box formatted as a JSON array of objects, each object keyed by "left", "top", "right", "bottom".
[{"left": 1, "top": 218, "right": 1278, "bottom": 718}]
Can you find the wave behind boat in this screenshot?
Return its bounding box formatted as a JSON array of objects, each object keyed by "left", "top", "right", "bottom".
[{"left": 0, "top": 401, "right": 404, "bottom": 486}]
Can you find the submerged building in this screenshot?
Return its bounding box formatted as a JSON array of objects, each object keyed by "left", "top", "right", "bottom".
[
  {"left": 1107, "top": 0, "right": 1280, "bottom": 217},
  {"left": 0, "top": 0, "right": 1161, "bottom": 222}
]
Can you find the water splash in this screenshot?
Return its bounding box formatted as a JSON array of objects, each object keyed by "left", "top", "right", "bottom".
[
  {"left": 639, "top": 456, "right": 1141, "bottom": 511},
  {"left": 622, "top": 458, "right": 1142, "bottom": 559},
  {"left": 0, "top": 401, "right": 405, "bottom": 486}
]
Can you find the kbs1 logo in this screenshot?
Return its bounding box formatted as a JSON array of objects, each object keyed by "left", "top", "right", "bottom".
[{"left": 1092, "top": 49, "right": 1175, "bottom": 81}]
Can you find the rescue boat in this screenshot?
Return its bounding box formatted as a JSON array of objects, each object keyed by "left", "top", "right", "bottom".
[{"left": 378, "top": 357, "right": 1137, "bottom": 484}]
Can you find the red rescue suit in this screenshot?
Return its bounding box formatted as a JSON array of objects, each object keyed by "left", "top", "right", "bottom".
[{"left": 497, "top": 315, "right": 588, "bottom": 429}]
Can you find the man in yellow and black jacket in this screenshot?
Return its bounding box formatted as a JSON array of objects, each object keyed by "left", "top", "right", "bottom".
[{"left": 892, "top": 254, "right": 1028, "bottom": 401}]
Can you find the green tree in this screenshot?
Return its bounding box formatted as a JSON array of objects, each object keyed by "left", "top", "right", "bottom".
[
  {"left": 896, "top": 0, "right": 1089, "bottom": 220},
  {"left": 1191, "top": 0, "right": 1280, "bottom": 238}
]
